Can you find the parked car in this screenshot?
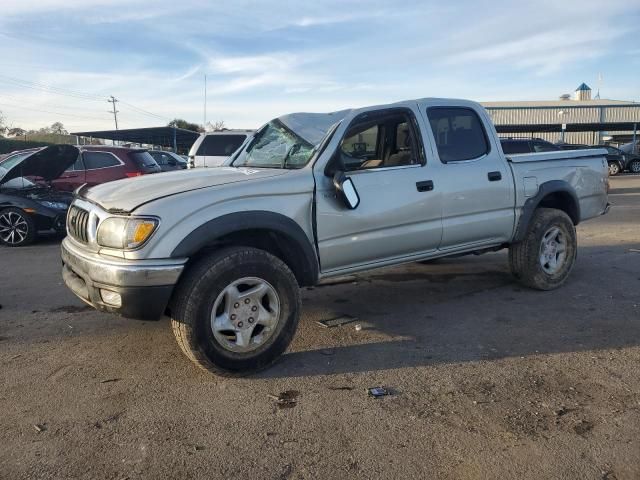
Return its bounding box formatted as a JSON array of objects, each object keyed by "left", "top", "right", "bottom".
[
  {"left": 500, "top": 138, "right": 560, "bottom": 155},
  {"left": 147, "top": 150, "right": 188, "bottom": 172},
  {"left": 188, "top": 130, "right": 253, "bottom": 168},
  {"left": 0, "top": 145, "right": 76, "bottom": 246},
  {"left": 61, "top": 98, "right": 609, "bottom": 376},
  {"left": 53, "top": 146, "right": 161, "bottom": 191},
  {"left": 626, "top": 154, "right": 640, "bottom": 174},
  {"left": 556, "top": 143, "right": 624, "bottom": 176}
]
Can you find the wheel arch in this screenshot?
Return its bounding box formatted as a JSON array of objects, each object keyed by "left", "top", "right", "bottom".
[
  {"left": 514, "top": 181, "right": 580, "bottom": 242},
  {"left": 171, "top": 211, "right": 319, "bottom": 286}
]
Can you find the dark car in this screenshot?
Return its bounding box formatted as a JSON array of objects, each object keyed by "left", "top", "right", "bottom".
[
  {"left": 0, "top": 145, "right": 77, "bottom": 246},
  {"left": 52, "top": 146, "right": 161, "bottom": 192},
  {"left": 601, "top": 145, "right": 640, "bottom": 175},
  {"left": 147, "top": 150, "right": 188, "bottom": 172},
  {"left": 556, "top": 143, "right": 630, "bottom": 176},
  {"left": 500, "top": 138, "right": 560, "bottom": 155}
]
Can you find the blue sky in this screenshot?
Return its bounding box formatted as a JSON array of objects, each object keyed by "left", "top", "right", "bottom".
[{"left": 0, "top": 0, "right": 639, "bottom": 131}]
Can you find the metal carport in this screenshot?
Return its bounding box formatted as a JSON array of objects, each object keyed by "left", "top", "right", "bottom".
[{"left": 71, "top": 126, "right": 200, "bottom": 153}]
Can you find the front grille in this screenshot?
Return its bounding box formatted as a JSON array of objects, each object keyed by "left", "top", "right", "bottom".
[{"left": 67, "top": 206, "right": 90, "bottom": 243}]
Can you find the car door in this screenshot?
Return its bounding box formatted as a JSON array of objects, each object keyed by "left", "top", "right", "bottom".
[
  {"left": 83, "top": 151, "right": 126, "bottom": 186},
  {"left": 314, "top": 106, "right": 443, "bottom": 273},
  {"left": 421, "top": 103, "right": 515, "bottom": 249},
  {"left": 51, "top": 155, "right": 86, "bottom": 191}
]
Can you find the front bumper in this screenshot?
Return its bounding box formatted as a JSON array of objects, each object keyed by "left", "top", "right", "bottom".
[{"left": 61, "top": 237, "right": 186, "bottom": 320}]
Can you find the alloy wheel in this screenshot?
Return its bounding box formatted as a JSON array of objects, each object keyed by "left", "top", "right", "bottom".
[
  {"left": 539, "top": 226, "right": 567, "bottom": 275},
  {"left": 210, "top": 277, "right": 281, "bottom": 353},
  {"left": 0, "top": 211, "right": 29, "bottom": 245}
]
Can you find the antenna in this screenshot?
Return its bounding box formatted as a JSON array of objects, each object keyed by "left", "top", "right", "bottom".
[
  {"left": 203, "top": 74, "right": 207, "bottom": 130},
  {"left": 595, "top": 73, "right": 603, "bottom": 99}
]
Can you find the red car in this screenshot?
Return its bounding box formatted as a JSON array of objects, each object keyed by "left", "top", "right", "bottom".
[{"left": 52, "top": 146, "right": 161, "bottom": 192}]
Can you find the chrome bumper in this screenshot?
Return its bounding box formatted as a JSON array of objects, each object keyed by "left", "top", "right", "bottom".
[
  {"left": 61, "top": 237, "right": 185, "bottom": 287},
  {"left": 61, "top": 237, "right": 187, "bottom": 320}
]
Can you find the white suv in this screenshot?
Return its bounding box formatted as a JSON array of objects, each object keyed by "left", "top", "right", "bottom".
[{"left": 188, "top": 130, "right": 253, "bottom": 168}]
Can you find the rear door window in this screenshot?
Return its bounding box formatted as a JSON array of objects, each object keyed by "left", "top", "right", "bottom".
[
  {"left": 196, "top": 135, "right": 247, "bottom": 156},
  {"left": 129, "top": 151, "right": 160, "bottom": 172},
  {"left": 427, "top": 107, "right": 489, "bottom": 162},
  {"left": 500, "top": 141, "right": 531, "bottom": 154},
  {"left": 83, "top": 152, "right": 121, "bottom": 169},
  {"left": 532, "top": 141, "right": 559, "bottom": 152}
]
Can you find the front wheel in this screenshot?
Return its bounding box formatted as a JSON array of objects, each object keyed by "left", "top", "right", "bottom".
[
  {"left": 508, "top": 208, "right": 577, "bottom": 290},
  {"left": 0, "top": 208, "right": 36, "bottom": 247},
  {"left": 170, "top": 247, "right": 301, "bottom": 376},
  {"left": 608, "top": 161, "right": 621, "bottom": 176},
  {"left": 628, "top": 159, "right": 640, "bottom": 174}
]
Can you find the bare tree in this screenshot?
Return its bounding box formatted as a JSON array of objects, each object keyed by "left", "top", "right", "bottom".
[
  {"left": 0, "top": 111, "right": 6, "bottom": 136},
  {"left": 206, "top": 120, "right": 226, "bottom": 132}
]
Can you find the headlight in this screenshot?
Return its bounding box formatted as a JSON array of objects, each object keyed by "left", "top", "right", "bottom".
[
  {"left": 97, "top": 217, "right": 159, "bottom": 250},
  {"left": 38, "top": 201, "right": 67, "bottom": 210}
]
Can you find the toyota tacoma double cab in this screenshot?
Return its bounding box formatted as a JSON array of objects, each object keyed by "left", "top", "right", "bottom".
[{"left": 61, "top": 98, "right": 609, "bottom": 376}]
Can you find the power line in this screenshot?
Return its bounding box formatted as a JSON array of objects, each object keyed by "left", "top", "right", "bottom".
[
  {"left": 0, "top": 74, "right": 171, "bottom": 124},
  {"left": 119, "top": 100, "right": 170, "bottom": 121},
  {"left": 0, "top": 74, "right": 107, "bottom": 101},
  {"left": 0, "top": 101, "right": 112, "bottom": 121}
]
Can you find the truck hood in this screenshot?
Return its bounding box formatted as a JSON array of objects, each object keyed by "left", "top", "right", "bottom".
[{"left": 81, "top": 166, "right": 289, "bottom": 212}]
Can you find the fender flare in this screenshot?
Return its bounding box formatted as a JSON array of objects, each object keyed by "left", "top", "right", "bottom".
[
  {"left": 514, "top": 180, "right": 580, "bottom": 242},
  {"left": 171, "top": 210, "right": 319, "bottom": 285}
]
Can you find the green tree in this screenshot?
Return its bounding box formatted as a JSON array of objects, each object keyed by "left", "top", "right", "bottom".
[
  {"left": 168, "top": 118, "right": 204, "bottom": 133},
  {"left": 8, "top": 127, "right": 26, "bottom": 137},
  {"left": 50, "top": 122, "right": 68, "bottom": 135}
]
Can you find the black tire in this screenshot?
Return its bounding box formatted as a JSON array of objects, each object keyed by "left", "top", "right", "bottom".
[
  {"left": 508, "top": 208, "right": 577, "bottom": 290},
  {"left": 170, "top": 247, "right": 301, "bottom": 376},
  {"left": 0, "top": 207, "right": 36, "bottom": 247},
  {"left": 628, "top": 159, "right": 640, "bottom": 174},
  {"left": 608, "top": 162, "right": 621, "bottom": 176}
]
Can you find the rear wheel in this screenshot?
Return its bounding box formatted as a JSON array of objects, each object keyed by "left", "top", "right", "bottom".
[
  {"left": 608, "top": 162, "right": 621, "bottom": 176},
  {"left": 628, "top": 159, "right": 640, "bottom": 174},
  {"left": 0, "top": 208, "right": 36, "bottom": 247},
  {"left": 508, "top": 208, "right": 577, "bottom": 290},
  {"left": 170, "top": 247, "right": 301, "bottom": 376}
]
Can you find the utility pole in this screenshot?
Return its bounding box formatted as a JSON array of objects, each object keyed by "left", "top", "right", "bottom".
[{"left": 108, "top": 95, "right": 119, "bottom": 146}]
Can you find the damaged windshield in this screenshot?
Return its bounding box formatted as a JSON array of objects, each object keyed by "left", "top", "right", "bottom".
[{"left": 233, "top": 120, "right": 315, "bottom": 169}]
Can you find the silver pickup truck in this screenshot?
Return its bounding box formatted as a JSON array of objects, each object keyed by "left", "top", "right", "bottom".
[{"left": 61, "top": 98, "right": 609, "bottom": 375}]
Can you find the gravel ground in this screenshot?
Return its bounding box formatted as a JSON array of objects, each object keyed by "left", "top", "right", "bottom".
[{"left": 1, "top": 175, "right": 639, "bottom": 480}]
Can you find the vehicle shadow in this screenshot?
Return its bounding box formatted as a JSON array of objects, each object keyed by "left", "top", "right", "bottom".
[{"left": 258, "top": 244, "right": 640, "bottom": 379}]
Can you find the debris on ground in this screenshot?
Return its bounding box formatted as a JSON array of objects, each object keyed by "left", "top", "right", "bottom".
[
  {"left": 367, "top": 387, "right": 391, "bottom": 398},
  {"left": 316, "top": 315, "right": 357, "bottom": 328},
  {"left": 100, "top": 378, "right": 121, "bottom": 384},
  {"left": 354, "top": 324, "right": 362, "bottom": 332},
  {"left": 33, "top": 424, "right": 46, "bottom": 433},
  {"left": 573, "top": 419, "right": 593, "bottom": 436},
  {"left": 267, "top": 390, "right": 299, "bottom": 409},
  {"left": 328, "top": 386, "right": 353, "bottom": 391}
]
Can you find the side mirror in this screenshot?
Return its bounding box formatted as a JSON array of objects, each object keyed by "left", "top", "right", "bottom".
[
  {"left": 333, "top": 171, "right": 360, "bottom": 209},
  {"left": 167, "top": 159, "right": 177, "bottom": 166}
]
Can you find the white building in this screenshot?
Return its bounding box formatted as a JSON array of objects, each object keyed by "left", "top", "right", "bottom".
[{"left": 482, "top": 83, "right": 640, "bottom": 145}]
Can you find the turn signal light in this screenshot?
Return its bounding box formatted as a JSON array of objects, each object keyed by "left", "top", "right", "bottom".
[{"left": 126, "top": 172, "right": 143, "bottom": 178}]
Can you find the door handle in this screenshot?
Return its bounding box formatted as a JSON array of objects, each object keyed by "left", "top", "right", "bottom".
[
  {"left": 488, "top": 171, "right": 502, "bottom": 182},
  {"left": 416, "top": 180, "right": 434, "bottom": 192}
]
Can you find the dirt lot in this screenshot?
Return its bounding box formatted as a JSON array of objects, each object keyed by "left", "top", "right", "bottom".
[{"left": 1, "top": 175, "right": 639, "bottom": 480}]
